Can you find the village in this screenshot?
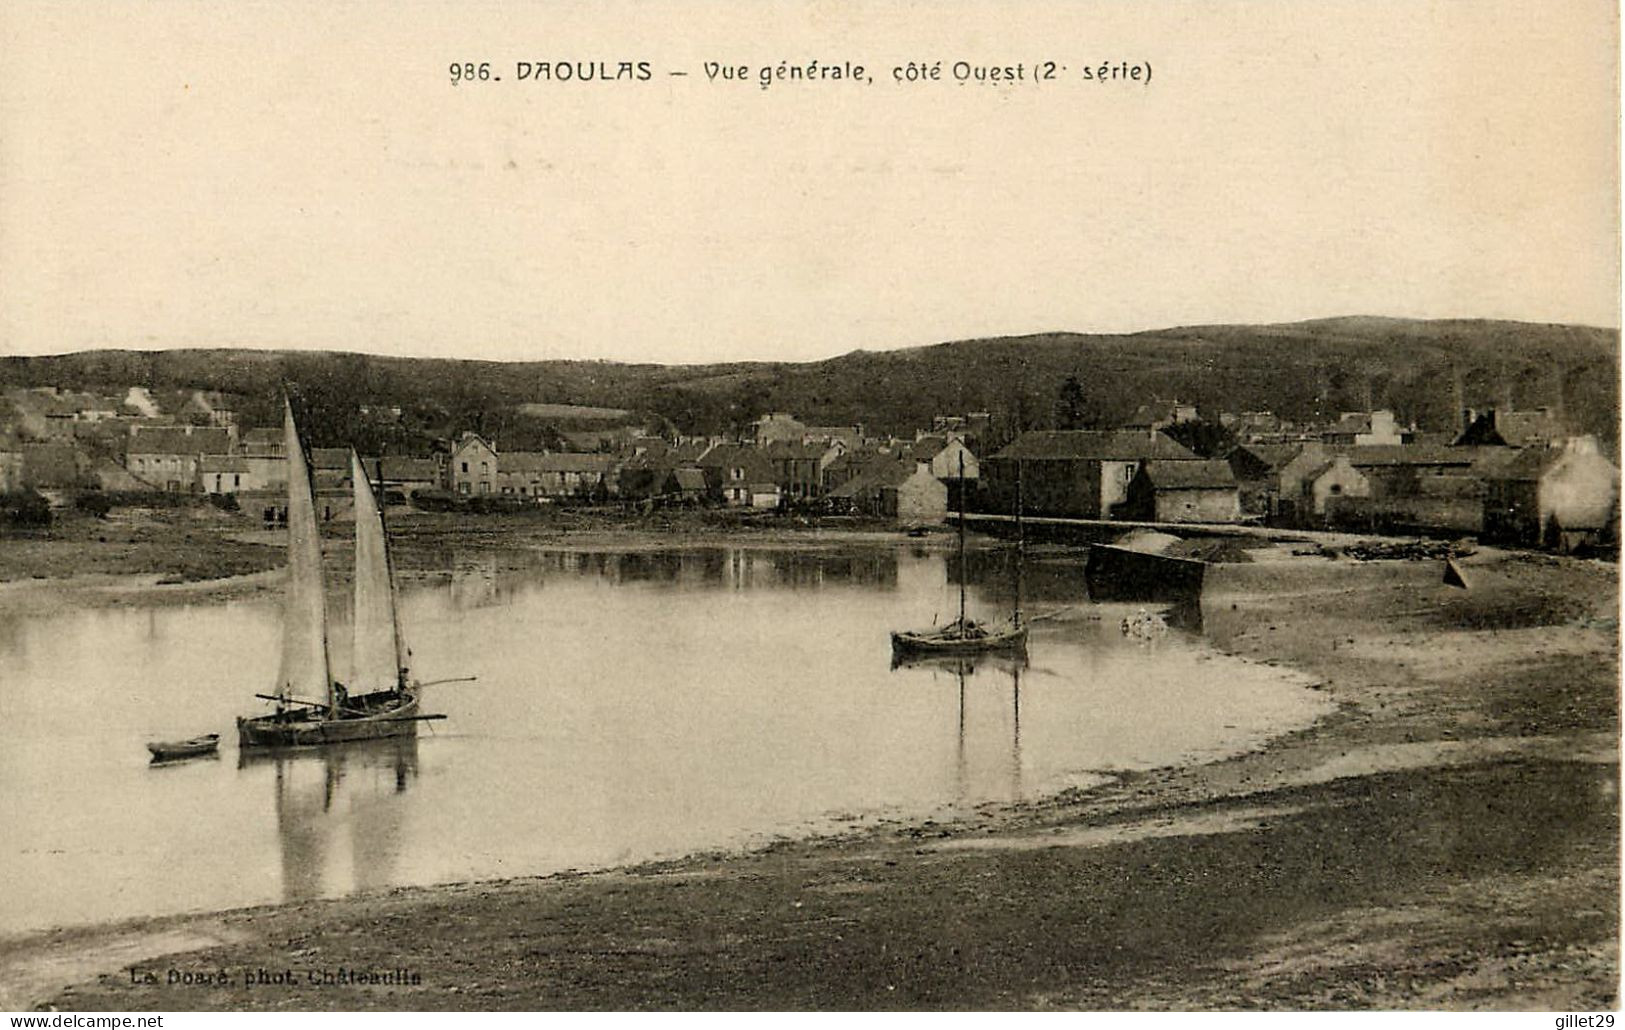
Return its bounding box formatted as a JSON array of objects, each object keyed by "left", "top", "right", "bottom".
[{"left": 0, "top": 382, "right": 1617, "bottom": 556}]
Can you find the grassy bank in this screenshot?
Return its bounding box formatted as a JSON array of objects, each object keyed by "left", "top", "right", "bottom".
[{"left": 0, "top": 505, "right": 921, "bottom": 585}]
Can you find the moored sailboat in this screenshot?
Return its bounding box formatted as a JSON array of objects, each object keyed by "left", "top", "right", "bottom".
[
  {"left": 237, "top": 403, "right": 441, "bottom": 748},
  {"left": 890, "top": 453, "right": 1028, "bottom": 657}
]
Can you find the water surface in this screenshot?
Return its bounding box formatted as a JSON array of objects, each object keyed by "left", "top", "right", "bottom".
[{"left": 0, "top": 544, "right": 1330, "bottom": 935}]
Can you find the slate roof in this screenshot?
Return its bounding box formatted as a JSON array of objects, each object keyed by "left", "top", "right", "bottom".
[
  {"left": 355, "top": 456, "right": 441, "bottom": 482},
  {"left": 991, "top": 431, "right": 1196, "bottom": 462},
  {"left": 1139, "top": 459, "right": 1237, "bottom": 490},
  {"left": 500, "top": 452, "right": 619, "bottom": 474},
  {"left": 760, "top": 441, "right": 831, "bottom": 461},
  {"left": 907, "top": 435, "right": 973, "bottom": 464},
  {"left": 1236, "top": 443, "right": 1313, "bottom": 470},
  {"left": 1482, "top": 448, "right": 1564, "bottom": 483},
  {"left": 1339, "top": 445, "right": 1477, "bottom": 468},
  {"left": 829, "top": 459, "right": 914, "bottom": 497},
  {"left": 309, "top": 447, "right": 350, "bottom": 470},
  {"left": 696, "top": 445, "right": 775, "bottom": 480},
  {"left": 669, "top": 468, "right": 708, "bottom": 491},
  {"left": 127, "top": 427, "right": 232, "bottom": 455}
]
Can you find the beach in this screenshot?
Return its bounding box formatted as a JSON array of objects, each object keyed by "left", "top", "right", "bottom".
[{"left": 0, "top": 515, "right": 1616, "bottom": 1011}]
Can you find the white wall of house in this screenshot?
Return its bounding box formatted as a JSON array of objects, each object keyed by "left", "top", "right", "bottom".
[{"left": 928, "top": 438, "right": 979, "bottom": 480}]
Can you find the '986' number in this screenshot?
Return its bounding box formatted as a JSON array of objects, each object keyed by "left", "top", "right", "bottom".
[{"left": 450, "top": 62, "right": 493, "bottom": 84}]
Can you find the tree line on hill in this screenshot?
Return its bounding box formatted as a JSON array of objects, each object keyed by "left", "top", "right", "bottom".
[{"left": 0, "top": 317, "right": 1616, "bottom": 452}]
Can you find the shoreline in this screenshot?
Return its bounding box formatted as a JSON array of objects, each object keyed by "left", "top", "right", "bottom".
[{"left": 0, "top": 534, "right": 1616, "bottom": 1010}]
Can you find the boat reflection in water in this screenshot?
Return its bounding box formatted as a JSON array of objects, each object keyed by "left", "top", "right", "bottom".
[
  {"left": 890, "top": 651, "right": 1027, "bottom": 803},
  {"left": 240, "top": 736, "right": 418, "bottom": 902}
]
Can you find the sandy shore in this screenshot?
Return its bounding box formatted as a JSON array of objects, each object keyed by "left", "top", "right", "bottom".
[{"left": 0, "top": 535, "right": 1616, "bottom": 1011}]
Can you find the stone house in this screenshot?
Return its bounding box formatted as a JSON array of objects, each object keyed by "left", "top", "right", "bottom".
[
  {"left": 1121, "top": 459, "right": 1241, "bottom": 523},
  {"left": 1227, "top": 442, "right": 1323, "bottom": 518},
  {"left": 698, "top": 445, "right": 779, "bottom": 507},
  {"left": 1482, "top": 437, "right": 1619, "bottom": 551},
  {"left": 199, "top": 456, "right": 251, "bottom": 495},
  {"left": 662, "top": 467, "right": 709, "bottom": 504},
  {"left": 499, "top": 452, "right": 619, "bottom": 499},
  {"left": 982, "top": 431, "right": 1198, "bottom": 519},
  {"left": 881, "top": 463, "right": 949, "bottom": 522},
  {"left": 909, "top": 435, "right": 978, "bottom": 481},
  {"left": 1453, "top": 407, "right": 1567, "bottom": 448},
  {"left": 355, "top": 456, "right": 443, "bottom": 502},
  {"left": 125, "top": 425, "right": 233, "bottom": 492},
  {"left": 1324, "top": 410, "right": 1409, "bottom": 447},
  {"left": 761, "top": 441, "right": 831, "bottom": 501},
  {"left": 827, "top": 459, "right": 910, "bottom": 516},
  {"left": 1300, "top": 456, "right": 1372, "bottom": 517},
  {"left": 449, "top": 433, "right": 500, "bottom": 496},
  {"left": 238, "top": 427, "right": 288, "bottom": 492}
]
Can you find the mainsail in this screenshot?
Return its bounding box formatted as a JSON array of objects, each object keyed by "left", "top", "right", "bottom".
[
  {"left": 276, "top": 400, "right": 333, "bottom": 710},
  {"left": 350, "top": 450, "right": 406, "bottom": 694}
]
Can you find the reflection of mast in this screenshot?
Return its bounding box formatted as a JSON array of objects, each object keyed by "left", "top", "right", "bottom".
[
  {"left": 1010, "top": 663, "right": 1023, "bottom": 799},
  {"left": 955, "top": 659, "right": 967, "bottom": 801},
  {"left": 272, "top": 754, "right": 328, "bottom": 902},
  {"left": 257, "top": 737, "right": 418, "bottom": 903}
]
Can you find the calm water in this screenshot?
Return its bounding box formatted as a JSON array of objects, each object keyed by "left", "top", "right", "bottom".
[{"left": 0, "top": 544, "right": 1330, "bottom": 936}]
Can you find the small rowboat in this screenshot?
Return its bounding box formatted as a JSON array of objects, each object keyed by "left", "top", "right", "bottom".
[
  {"left": 891, "top": 618, "right": 1029, "bottom": 657},
  {"left": 147, "top": 734, "right": 220, "bottom": 762}
]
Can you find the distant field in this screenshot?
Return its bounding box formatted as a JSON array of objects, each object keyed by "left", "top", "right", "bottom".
[{"left": 517, "top": 402, "right": 632, "bottom": 421}]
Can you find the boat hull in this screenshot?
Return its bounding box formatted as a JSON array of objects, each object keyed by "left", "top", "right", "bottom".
[
  {"left": 237, "top": 688, "right": 421, "bottom": 749},
  {"left": 147, "top": 735, "right": 220, "bottom": 762},
  {"left": 1084, "top": 543, "right": 1206, "bottom": 604},
  {"left": 890, "top": 624, "right": 1028, "bottom": 657}
]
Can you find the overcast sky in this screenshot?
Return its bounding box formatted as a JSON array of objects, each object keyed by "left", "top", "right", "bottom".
[{"left": 1, "top": 0, "right": 1618, "bottom": 364}]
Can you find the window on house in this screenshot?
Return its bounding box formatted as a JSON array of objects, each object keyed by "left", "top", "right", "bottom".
[
  {"left": 461, "top": 461, "right": 468, "bottom": 473},
  {"left": 481, "top": 461, "right": 489, "bottom": 474},
  {"left": 458, "top": 482, "right": 470, "bottom": 495},
  {"left": 479, "top": 482, "right": 491, "bottom": 494}
]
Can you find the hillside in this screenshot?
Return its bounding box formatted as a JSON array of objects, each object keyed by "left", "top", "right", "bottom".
[{"left": 1, "top": 317, "right": 1616, "bottom": 447}]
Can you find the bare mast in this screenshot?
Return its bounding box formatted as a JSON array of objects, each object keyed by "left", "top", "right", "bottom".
[
  {"left": 956, "top": 450, "right": 967, "bottom": 637},
  {"left": 1014, "top": 458, "right": 1024, "bottom": 627}
]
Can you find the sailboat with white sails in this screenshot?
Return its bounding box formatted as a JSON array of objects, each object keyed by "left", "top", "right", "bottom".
[{"left": 237, "top": 400, "right": 442, "bottom": 748}]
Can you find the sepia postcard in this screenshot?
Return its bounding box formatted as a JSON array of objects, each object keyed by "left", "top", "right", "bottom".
[{"left": 0, "top": 0, "right": 1618, "bottom": 1016}]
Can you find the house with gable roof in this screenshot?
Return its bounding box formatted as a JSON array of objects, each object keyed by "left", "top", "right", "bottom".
[{"left": 982, "top": 430, "right": 1199, "bottom": 519}]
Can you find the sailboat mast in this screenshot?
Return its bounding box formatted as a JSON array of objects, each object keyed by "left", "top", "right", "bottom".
[
  {"left": 278, "top": 397, "right": 334, "bottom": 716},
  {"left": 957, "top": 450, "right": 967, "bottom": 637},
  {"left": 1014, "top": 459, "right": 1024, "bottom": 626},
  {"left": 351, "top": 449, "right": 406, "bottom": 695},
  {"left": 373, "top": 452, "right": 409, "bottom": 686}
]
